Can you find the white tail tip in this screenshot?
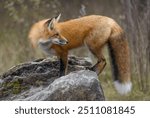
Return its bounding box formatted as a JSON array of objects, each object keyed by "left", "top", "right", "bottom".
[{"left": 114, "top": 80, "right": 132, "bottom": 95}]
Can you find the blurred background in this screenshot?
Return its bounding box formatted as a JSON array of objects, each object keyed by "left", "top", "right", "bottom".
[{"left": 0, "top": 0, "right": 150, "bottom": 100}]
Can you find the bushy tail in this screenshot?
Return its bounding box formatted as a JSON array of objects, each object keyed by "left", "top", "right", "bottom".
[{"left": 108, "top": 24, "right": 132, "bottom": 95}]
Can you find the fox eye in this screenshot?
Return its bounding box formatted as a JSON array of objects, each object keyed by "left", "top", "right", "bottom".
[
  {"left": 50, "top": 33, "right": 59, "bottom": 38},
  {"left": 53, "top": 33, "right": 59, "bottom": 37}
]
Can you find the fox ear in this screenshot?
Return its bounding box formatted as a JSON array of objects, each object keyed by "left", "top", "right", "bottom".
[
  {"left": 55, "top": 13, "right": 61, "bottom": 22},
  {"left": 45, "top": 14, "right": 61, "bottom": 30},
  {"left": 45, "top": 18, "right": 55, "bottom": 30}
]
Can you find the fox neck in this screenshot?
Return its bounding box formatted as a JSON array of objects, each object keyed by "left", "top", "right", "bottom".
[{"left": 57, "top": 21, "right": 92, "bottom": 40}]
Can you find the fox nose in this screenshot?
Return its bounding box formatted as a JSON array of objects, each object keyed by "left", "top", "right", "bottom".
[
  {"left": 63, "top": 38, "right": 68, "bottom": 44},
  {"left": 66, "top": 40, "right": 69, "bottom": 44}
]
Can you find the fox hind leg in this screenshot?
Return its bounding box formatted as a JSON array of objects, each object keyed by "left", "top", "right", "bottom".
[
  {"left": 90, "top": 56, "right": 106, "bottom": 74},
  {"left": 86, "top": 42, "right": 106, "bottom": 75},
  {"left": 90, "top": 53, "right": 106, "bottom": 75}
]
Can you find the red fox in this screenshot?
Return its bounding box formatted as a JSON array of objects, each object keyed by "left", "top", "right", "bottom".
[{"left": 28, "top": 14, "right": 132, "bottom": 95}]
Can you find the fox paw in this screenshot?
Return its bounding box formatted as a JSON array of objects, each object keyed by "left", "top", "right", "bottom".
[{"left": 85, "top": 66, "right": 95, "bottom": 71}]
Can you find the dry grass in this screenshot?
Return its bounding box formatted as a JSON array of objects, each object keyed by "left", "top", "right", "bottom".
[
  {"left": 99, "top": 48, "right": 150, "bottom": 101},
  {"left": 100, "top": 74, "right": 150, "bottom": 101},
  {"left": 0, "top": 29, "right": 41, "bottom": 74}
]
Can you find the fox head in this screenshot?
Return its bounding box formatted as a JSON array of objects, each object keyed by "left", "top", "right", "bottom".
[{"left": 39, "top": 14, "right": 68, "bottom": 47}]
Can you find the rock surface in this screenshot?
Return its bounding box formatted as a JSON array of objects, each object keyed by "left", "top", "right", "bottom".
[{"left": 0, "top": 56, "right": 105, "bottom": 101}]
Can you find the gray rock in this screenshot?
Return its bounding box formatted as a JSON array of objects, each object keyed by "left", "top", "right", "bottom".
[
  {"left": 0, "top": 56, "right": 105, "bottom": 101},
  {"left": 18, "top": 70, "right": 104, "bottom": 101}
]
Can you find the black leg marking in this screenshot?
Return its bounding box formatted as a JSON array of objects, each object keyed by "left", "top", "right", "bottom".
[{"left": 59, "top": 59, "right": 65, "bottom": 77}]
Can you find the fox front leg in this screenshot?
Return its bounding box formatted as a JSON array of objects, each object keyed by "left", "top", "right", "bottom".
[
  {"left": 59, "top": 58, "right": 65, "bottom": 76},
  {"left": 58, "top": 52, "right": 68, "bottom": 77}
]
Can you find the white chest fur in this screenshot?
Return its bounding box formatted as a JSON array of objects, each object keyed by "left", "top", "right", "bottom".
[{"left": 38, "top": 39, "right": 56, "bottom": 56}]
